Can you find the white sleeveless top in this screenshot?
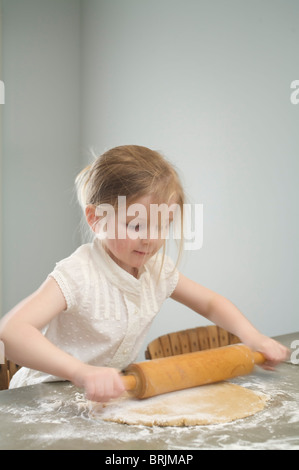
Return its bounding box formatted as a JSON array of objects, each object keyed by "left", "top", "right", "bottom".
[{"left": 10, "top": 239, "right": 179, "bottom": 388}]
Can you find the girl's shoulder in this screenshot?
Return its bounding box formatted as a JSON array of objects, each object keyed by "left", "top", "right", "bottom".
[
  {"left": 49, "top": 243, "right": 96, "bottom": 291},
  {"left": 48, "top": 243, "right": 99, "bottom": 311},
  {"left": 53, "top": 242, "right": 94, "bottom": 270}
]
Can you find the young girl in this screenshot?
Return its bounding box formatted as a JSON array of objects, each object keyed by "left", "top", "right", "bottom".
[{"left": 0, "top": 145, "right": 288, "bottom": 402}]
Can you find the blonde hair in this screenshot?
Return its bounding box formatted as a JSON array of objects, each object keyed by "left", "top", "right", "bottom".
[{"left": 75, "top": 145, "right": 185, "bottom": 268}]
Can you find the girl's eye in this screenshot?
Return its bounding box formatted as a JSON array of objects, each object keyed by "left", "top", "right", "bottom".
[{"left": 127, "top": 223, "right": 141, "bottom": 232}]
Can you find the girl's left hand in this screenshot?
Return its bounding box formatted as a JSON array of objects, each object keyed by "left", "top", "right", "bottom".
[{"left": 247, "top": 334, "right": 290, "bottom": 370}]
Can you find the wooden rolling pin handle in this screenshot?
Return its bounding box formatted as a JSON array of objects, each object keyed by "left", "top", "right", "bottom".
[
  {"left": 122, "top": 374, "right": 137, "bottom": 392},
  {"left": 252, "top": 351, "right": 266, "bottom": 366}
]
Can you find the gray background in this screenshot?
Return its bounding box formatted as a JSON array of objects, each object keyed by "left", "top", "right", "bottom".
[{"left": 1, "top": 0, "right": 298, "bottom": 362}]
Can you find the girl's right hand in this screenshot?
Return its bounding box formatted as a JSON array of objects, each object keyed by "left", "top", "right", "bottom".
[{"left": 72, "top": 364, "right": 126, "bottom": 402}]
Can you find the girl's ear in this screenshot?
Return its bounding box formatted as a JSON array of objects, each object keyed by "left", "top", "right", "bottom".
[{"left": 85, "top": 205, "right": 99, "bottom": 232}]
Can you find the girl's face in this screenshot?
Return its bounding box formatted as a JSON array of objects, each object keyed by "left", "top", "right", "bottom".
[
  {"left": 103, "top": 196, "right": 169, "bottom": 277},
  {"left": 87, "top": 195, "right": 175, "bottom": 277}
]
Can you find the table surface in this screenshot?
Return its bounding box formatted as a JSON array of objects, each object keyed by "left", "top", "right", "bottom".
[{"left": 0, "top": 332, "right": 298, "bottom": 450}]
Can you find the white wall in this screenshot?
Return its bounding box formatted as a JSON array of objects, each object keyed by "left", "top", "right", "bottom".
[
  {"left": 0, "top": 0, "right": 3, "bottom": 317},
  {"left": 1, "top": 0, "right": 82, "bottom": 313},
  {"left": 80, "top": 0, "right": 299, "bottom": 361},
  {"left": 1, "top": 1, "right": 298, "bottom": 361}
]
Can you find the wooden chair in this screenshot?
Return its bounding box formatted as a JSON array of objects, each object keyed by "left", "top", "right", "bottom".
[
  {"left": 0, "top": 359, "right": 21, "bottom": 391},
  {"left": 145, "top": 325, "right": 240, "bottom": 360}
]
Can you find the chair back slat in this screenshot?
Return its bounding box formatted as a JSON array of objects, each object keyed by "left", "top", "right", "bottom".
[
  {"left": 0, "top": 360, "right": 21, "bottom": 390},
  {"left": 145, "top": 325, "right": 241, "bottom": 360}
]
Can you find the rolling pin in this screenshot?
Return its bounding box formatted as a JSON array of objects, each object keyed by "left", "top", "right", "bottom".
[{"left": 122, "top": 344, "right": 265, "bottom": 399}]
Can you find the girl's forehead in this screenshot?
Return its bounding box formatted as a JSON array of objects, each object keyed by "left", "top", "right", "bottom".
[
  {"left": 128, "top": 194, "right": 178, "bottom": 207},
  {"left": 129, "top": 195, "right": 157, "bottom": 207},
  {"left": 118, "top": 195, "right": 178, "bottom": 224}
]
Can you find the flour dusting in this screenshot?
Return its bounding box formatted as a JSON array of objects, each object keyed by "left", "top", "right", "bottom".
[{"left": 1, "top": 364, "right": 298, "bottom": 449}]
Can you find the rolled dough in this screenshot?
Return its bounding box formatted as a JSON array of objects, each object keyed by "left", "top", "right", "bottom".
[{"left": 88, "top": 382, "right": 268, "bottom": 427}]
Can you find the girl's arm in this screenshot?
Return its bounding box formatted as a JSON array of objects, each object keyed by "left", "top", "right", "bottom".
[
  {"left": 171, "top": 273, "right": 289, "bottom": 368},
  {"left": 0, "top": 278, "right": 125, "bottom": 401}
]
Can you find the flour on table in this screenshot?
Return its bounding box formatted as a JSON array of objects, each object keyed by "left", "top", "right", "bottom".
[{"left": 86, "top": 382, "right": 269, "bottom": 427}]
